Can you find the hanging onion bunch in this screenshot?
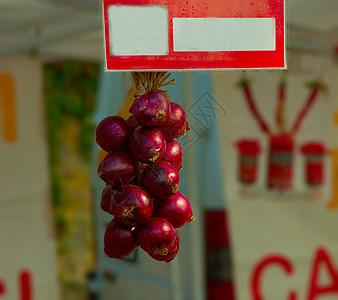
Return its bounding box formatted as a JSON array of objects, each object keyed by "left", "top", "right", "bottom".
[{"left": 96, "top": 72, "right": 194, "bottom": 263}]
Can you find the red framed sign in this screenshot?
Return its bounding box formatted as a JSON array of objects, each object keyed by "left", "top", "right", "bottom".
[{"left": 103, "top": 0, "right": 286, "bottom": 71}]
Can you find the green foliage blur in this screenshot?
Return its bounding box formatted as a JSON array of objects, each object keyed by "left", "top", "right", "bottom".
[
  {"left": 44, "top": 62, "right": 100, "bottom": 237},
  {"left": 44, "top": 62, "right": 100, "bottom": 161}
]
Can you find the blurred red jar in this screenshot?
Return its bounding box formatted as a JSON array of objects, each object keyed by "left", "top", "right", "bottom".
[
  {"left": 267, "top": 134, "right": 294, "bottom": 190},
  {"left": 235, "top": 139, "right": 261, "bottom": 185},
  {"left": 301, "top": 142, "right": 327, "bottom": 187}
]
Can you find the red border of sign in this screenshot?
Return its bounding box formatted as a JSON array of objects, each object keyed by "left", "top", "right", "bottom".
[{"left": 103, "top": 0, "right": 286, "bottom": 71}]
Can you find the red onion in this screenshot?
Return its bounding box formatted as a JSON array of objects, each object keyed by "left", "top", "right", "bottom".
[
  {"left": 126, "top": 114, "right": 140, "bottom": 130},
  {"left": 100, "top": 185, "right": 114, "bottom": 214},
  {"left": 158, "top": 102, "right": 189, "bottom": 141},
  {"left": 142, "top": 161, "right": 180, "bottom": 198},
  {"left": 153, "top": 192, "right": 194, "bottom": 228},
  {"left": 137, "top": 218, "right": 180, "bottom": 262},
  {"left": 129, "top": 91, "right": 170, "bottom": 127},
  {"left": 110, "top": 184, "right": 153, "bottom": 227},
  {"left": 98, "top": 151, "right": 137, "bottom": 187},
  {"left": 104, "top": 219, "right": 138, "bottom": 259},
  {"left": 128, "top": 127, "right": 166, "bottom": 164},
  {"left": 161, "top": 140, "right": 183, "bottom": 171},
  {"left": 96, "top": 116, "right": 131, "bottom": 152}
]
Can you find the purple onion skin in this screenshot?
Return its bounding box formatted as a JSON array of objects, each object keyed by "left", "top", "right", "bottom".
[
  {"left": 153, "top": 192, "right": 193, "bottom": 228},
  {"left": 104, "top": 219, "right": 138, "bottom": 259},
  {"left": 96, "top": 116, "right": 131, "bottom": 152},
  {"left": 126, "top": 114, "right": 140, "bottom": 131},
  {"left": 100, "top": 185, "right": 114, "bottom": 214},
  {"left": 142, "top": 161, "right": 180, "bottom": 198},
  {"left": 161, "top": 140, "right": 183, "bottom": 171},
  {"left": 137, "top": 218, "right": 180, "bottom": 262},
  {"left": 111, "top": 184, "right": 153, "bottom": 227},
  {"left": 128, "top": 127, "right": 166, "bottom": 164},
  {"left": 98, "top": 151, "right": 137, "bottom": 187},
  {"left": 158, "top": 102, "right": 189, "bottom": 141},
  {"left": 129, "top": 91, "right": 170, "bottom": 127}
]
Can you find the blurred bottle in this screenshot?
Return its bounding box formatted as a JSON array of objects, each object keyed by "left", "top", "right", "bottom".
[
  {"left": 235, "top": 139, "right": 261, "bottom": 187},
  {"left": 205, "top": 210, "right": 235, "bottom": 300},
  {"left": 267, "top": 134, "right": 294, "bottom": 191},
  {"left": 301, "top": 142, "right": 327, "bottom": 188}
]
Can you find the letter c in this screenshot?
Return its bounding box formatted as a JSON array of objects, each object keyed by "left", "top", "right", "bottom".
[{"left": 251, "top": 255, "right": 297, "bottom": 300}]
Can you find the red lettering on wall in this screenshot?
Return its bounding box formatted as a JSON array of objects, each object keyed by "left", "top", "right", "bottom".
[
  {"left": 0, "top": 280, "right": 6, "bottom": 296},
  {"left": 307, "top": 248, "right": 338, "bottom": 300},
  {"left": 251, "top": 255, "right": 297, "bottom": 300},
  {"left": 19, "top": 270, "right": 33, "bottom": 300}
]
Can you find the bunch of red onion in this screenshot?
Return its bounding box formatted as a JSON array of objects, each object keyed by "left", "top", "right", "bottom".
[{"left": 96, "top": 73, "right": 193, "bottom": 263}]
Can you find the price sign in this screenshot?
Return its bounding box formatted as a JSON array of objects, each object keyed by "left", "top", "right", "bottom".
[{"left": 103, "top": 0, "right": 286, "bottom": 71}]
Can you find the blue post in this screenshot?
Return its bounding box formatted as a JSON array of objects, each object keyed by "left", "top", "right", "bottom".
[{"left": 91, "top": 68, "right": 126, "bottom": 300}]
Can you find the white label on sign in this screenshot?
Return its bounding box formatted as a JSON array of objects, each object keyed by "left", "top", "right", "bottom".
[
  {"left": 173, "top": 18, "right": 276, "bottom": 52},
  {"left": 108, "top": 5, "right": 169, "bottom": 56}
]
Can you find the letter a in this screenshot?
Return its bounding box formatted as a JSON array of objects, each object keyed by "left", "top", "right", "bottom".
[{"left": 307, "top": 248, "right": 338, "bottom": 300}]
